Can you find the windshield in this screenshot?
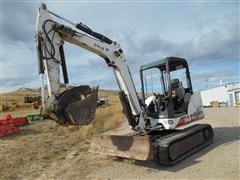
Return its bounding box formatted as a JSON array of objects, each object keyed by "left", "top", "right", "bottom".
[
  {"left": 142, "top": 68, "right": 164, "bottom": 98},
  {"left": 170, "top": 67, "right": 190, "bottom": 89}
]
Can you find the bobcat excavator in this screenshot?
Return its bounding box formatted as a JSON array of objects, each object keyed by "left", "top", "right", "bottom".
[{"left": 35, "top": 4, "right": 213, "bottom": 166}]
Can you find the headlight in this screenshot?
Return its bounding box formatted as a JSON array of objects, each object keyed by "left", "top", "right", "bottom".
[{"left": 168, "top": 120, "right": 173, "bottom": 124}]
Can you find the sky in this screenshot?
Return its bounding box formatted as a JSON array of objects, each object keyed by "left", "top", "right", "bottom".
[{"left": 0, "top": 0, "right": 239, "bottom": 93}]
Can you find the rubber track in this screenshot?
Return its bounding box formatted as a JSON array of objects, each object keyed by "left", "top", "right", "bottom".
[{"left": 152, "top": 124, "right": 214, "bottom": 166}]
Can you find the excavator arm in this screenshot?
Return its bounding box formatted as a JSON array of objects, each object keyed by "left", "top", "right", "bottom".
[{"left": 35, "top": 4, "right": 145, "bottom": 130}]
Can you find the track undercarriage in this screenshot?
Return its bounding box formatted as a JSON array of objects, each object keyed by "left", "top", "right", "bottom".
[{"left": 91, "top": 124, "right": 213, "bottom": 166}]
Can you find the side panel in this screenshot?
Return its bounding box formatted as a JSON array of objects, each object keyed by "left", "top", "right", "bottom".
[
  {"left": 153, "top": 92, "right": 204, "bottom": 130},
  {"left": 187, "top": 91, "right": 204, "bottom": 115}
]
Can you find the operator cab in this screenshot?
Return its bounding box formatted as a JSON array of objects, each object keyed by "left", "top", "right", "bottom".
[{"left": 140, "top": 57, "right": 193, "bottom": 119}]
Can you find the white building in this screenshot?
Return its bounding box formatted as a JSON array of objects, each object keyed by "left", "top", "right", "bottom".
[{"left": 200, "top": 82, "right": 240, "bottom": 107}]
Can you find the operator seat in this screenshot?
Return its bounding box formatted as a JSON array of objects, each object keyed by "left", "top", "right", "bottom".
[
  {"left": 171, "top": 79, "right": 185, "bottom": 100},
  {"left": 171, "top": 79, "right": 186, "bottom": 113}
]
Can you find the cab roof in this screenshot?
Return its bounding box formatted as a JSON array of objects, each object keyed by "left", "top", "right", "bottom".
[{"left": 140, "top": 57, "right": 188, "bottom": 71}]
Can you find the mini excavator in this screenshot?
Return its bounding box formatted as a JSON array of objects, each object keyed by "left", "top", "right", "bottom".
[{"left": 35, "top": 4, "right": 213, "bottom": 166}]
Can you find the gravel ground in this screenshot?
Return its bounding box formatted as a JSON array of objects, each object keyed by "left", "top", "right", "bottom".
[
  {"left": 85, "top": 107, "right": 240, "bottom": 179},
  {"left": 0, "top": 107, "right": 239, "bottom": 179}
]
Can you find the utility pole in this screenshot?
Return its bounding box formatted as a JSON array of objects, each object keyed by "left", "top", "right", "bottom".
[
  {"left": 150, "top": 72, "right": 153, "bottom": 93},
  {"left": 144, "top": 76, "right": 148, "bottom": 96},
  {"left": 205, "top": 79, "right": 208, "bottom": 89}
]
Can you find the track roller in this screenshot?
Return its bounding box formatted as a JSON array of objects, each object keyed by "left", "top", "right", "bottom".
[{"left": 152, "top": 124, "right": 214, "bottom": 166}]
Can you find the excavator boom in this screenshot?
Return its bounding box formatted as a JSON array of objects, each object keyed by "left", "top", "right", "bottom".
[{"left": 35, "top": 4, "right": 143, "bottom": 128}]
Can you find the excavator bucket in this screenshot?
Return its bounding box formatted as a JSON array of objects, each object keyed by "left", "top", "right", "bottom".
[
  {"left": 90, "top": 135, "right": 153, "bottom": 160},
  {"left": 52, "top": 85, "right": 98, "bottom": 125}
]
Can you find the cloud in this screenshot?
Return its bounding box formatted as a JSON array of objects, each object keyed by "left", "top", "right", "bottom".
[
  {"left": 1, "top": 2, "right": 238, "bottom": 92},
  {"left": 119, "top": 13, "right": 239, "bottom": 66},
  {"left": 1, "top": 75, "right": 37, "bottom": 87},
  {"left": 192, "top": 69, "right": 238, "bottom": 83},
  {"left": 191, "top": 68, "right": 239, "bottom": 90},
  {"left": 188, "top": 1, "right": 207, "bottom": 16},
  {"left": 114, "top": 13, "right": 239, "bottom": 90},
  {"left": 89, "top": 77, "right": 117, "bottom": 90},
  {"left": 2, "top": 2, "right": 38, "bottom": 43},
  {"left": 0, "top": 39, "right": 39, "bottom": 92}
]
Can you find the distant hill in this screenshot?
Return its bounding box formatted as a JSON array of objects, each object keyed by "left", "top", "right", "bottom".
[
  {"left": 0, "top": 86, "right": 119, "bottom": 105},
  {"left": 17, "top": 87, "right": 39, "bottom": 93}
]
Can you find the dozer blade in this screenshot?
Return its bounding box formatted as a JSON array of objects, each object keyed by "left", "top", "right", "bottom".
[
  {"left": 52, "top": 85, "right": 98, "bottom": 125},
  {"left": 90, "top": 124, "right": 213, "bottom": 166},
  {"left": 90, "top": 135, "right": 153, "bottom": 160}
]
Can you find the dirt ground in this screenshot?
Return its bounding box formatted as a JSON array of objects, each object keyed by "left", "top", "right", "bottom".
[{"left": 0, "top": 107, "right": 239, "bottom": 180}]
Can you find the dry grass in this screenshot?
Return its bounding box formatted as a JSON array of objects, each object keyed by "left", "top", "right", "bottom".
[
  {"left": 0, "top": 87, "right": 125, "bottom": 141},
  {"left": 55, "top": 103, "right": 125, "bottom": 141},
  {"left": 57, "top": 89, "right": 125, "bottom": 140},
  {"left": 0, "top": 89, "right": 126, "bottom": 179},
  {"left": 0, "top": 89, "right": 39, "bottom": 103},
  {"left": 1, "top": 88, "right": 124, "bottom": 130}
]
